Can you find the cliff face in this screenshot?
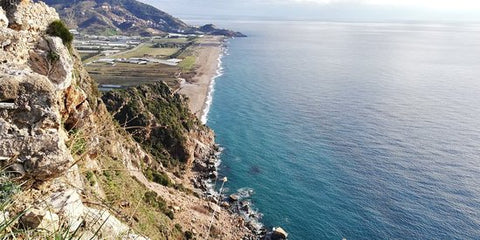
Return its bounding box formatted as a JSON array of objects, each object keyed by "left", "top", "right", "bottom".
[
  {"left": 0, "top": 1, "right": 145, "bottom": 238},
  {"left": 0, "top": 1, "right": 252, "bottom": 239},
  {"left": 0, "top": 0, "right": 72, "bottom": 181}
]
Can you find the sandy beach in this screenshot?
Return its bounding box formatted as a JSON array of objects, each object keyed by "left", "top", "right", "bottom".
[{"left": 178, "top": 36, "right": 224, "bottom": 120}]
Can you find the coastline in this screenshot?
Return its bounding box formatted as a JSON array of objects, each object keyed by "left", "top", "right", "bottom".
[
  {"left": 178, "top": 35, "right": 225, "bottom": 123},
  {"left": 179, "top": 36, "right": 270, "bottom": 238}
]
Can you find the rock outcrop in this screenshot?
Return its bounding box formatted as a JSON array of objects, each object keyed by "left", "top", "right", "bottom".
[
  {"left": 0, "top": 1, "right": 145, "bottom": 238},
  {"left": 0, "top": 0, "right": 73, "bottom": 181},
  {"left": 0, "top": 70, "right": 73, "bottom": 180}
]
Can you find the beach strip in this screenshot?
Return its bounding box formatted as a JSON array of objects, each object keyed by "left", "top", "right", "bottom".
[{"left": 178, "top": 36, "right": 224, "bottom": 122}]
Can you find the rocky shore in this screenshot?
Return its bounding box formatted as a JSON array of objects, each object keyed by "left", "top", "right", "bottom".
[{"left": 190, "top": 142, "right": 289, "bottom": 240}]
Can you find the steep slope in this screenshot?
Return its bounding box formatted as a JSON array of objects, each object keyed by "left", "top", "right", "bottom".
[
  {"left": 0, "top": 1, "right": 252, "bottom": 239},
  {"left": 39, "top": 0, "right": 246, "bottom": 37}
]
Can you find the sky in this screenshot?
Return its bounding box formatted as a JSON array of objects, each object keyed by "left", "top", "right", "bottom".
[{"left": 140, "top": 0, "right": 480, "bottom": 22}]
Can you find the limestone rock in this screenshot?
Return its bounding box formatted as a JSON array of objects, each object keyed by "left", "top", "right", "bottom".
[
  {"left": 3, "top": 0, "right": 58, "bottom": 32},
  {"left": 0, "top": 28, "right": 31, "bottom": 65},
  {"left": 21, "top": 208, "right": 60, "bottom": 232},
  {"left": 46, "top": 189, "right": 149, "bottom": 239},
  {"left": 0, "top": 71, "right": 73, "bottom": 180},
  {"left": 62, "top": 84, "right": 91, "bottom": 129},
  {"left": 29, "top": 36, "right": 73, "bottom": 90},
  {"left": 49, "top": 189, "right": 85, "bottom": 231},
  {"left": 83, "top": 207, "right": 149, "bottom": 240},
  {"left": 0, "top": 1, "right": 146, "bottom": 238},
  {"left": 0, "top": 7, "right": 8, "bottom": 28}
]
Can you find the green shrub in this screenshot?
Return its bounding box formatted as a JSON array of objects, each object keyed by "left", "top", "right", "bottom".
[
  {"left": 0, "top": 178, "right": 18, "bottom": 204},
  {"left": 143, "top": 191, "right": 167, "bottom": 212},
  {"left": 166, "top": 210, "right": 174, "bottom": 220},
  {"left": 144, "top": 169, "right": 173, "bottom": 187},
  {"left": 47, "top": 20, "right": 74, "bottom": 49},
  {"left": 174, "top": 223, "right": 182, "bottom": 232},
  {"left": 184, "top": 230, "right": 194, "bottom": 240},
  {"left": 47, "top": 50, "right": 60, "bottom": 62}
]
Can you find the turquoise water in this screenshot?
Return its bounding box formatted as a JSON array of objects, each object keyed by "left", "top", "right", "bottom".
[{"left": 206, "top": 21, "right": 480, "bottom": 239}]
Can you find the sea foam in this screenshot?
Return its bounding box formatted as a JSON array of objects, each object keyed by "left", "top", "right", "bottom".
[{"left": 201, "top": 47, "right": 227, "bottom": 124}]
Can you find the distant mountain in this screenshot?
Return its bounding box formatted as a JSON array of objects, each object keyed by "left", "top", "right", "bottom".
[{"left": 39, "top": 0, "right": 246, "bottom": 37}]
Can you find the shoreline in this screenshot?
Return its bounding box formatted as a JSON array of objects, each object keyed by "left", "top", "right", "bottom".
[
  {"left": 178, "top": 36, "right": 225, "bottom": 123},
  {"left": 180, "top": 36, "right": 271, "bottom": 238},
  {"left": 179, "top": 36, "right": 270, "bottom": 237}
]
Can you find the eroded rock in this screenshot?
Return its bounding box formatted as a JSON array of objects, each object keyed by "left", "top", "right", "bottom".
[
  {"left": 0, "top": 71, "right": 73, "bottom": 180},
  {"left": 29, "top": 36, "right": 73, "bottom": 90},
  {"left": 0, "top": 28, "right": 31, "bottom": 65},
  {"left": 3, "top": 0, "right": 58, "bottom": 32}
]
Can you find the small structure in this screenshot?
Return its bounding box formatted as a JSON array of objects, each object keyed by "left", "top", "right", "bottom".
[{"left": 167, "top": 58, "right": 182, "bottom": 63}]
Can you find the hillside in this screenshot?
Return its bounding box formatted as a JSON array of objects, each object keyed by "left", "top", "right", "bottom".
[
  {"left": 38, "top": 0, "right": 246, "bottom": 37},
  {"left": 0, "top": 1, "right": 253, "bottom": 239}
]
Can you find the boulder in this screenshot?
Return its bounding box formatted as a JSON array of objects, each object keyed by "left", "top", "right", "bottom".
[
  {"left": 271, "top": 227, "right": 288, "bottom": 240},
  {"left": 229, "top": 194, "right": 240, "bottom": 201},
  {"left": 83, "top": 207, "right": 150, "bottom": 240}
]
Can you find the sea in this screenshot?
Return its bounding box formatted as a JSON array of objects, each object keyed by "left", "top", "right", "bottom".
[{"left": 197, "top": 20, "right": 480, "bottom": 239}]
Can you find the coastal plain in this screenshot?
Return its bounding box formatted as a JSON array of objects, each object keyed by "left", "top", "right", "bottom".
[{"left": 82, "top": 35, "right": 225, "bottom": 118}]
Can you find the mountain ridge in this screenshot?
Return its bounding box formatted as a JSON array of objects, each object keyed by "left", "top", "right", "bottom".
[{"left": 38, "top": 0, "right": 246, "bottom": 37}]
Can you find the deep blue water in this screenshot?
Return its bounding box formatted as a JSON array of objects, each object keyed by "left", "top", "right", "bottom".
[{"left": 206, "top": 21, "right": 480, "bottom": 240}]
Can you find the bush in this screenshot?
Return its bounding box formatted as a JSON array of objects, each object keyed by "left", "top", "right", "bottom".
[
  {"left": 174, "top": 223, "right": 182, "bottom": 232},
  {"left": 47, "top": 50, "right": 59, "bottom": 62},
  {"left": 143, "top": 191, "right": 167, "bottom": 212},
  {"left": 46, "top": 20, "right": 74, "bottom": 49},
  {"left": 166, "top": 210, "right": 174, "bottom": 220},
  {"left": 0, "top": 177, "right": 18, "bottom": 204},
  {"left": 184, "top": 230, "right": 194, "bottom": 240},
  {"left": 144, "top": 168, "right": 173, "bottom": 187}
]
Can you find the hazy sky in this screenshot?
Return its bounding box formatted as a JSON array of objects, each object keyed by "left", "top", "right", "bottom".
[{"left": 141, "top": 0, "right": 480, "bottom": 21}]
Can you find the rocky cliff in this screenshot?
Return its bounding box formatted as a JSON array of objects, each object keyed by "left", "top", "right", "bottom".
[{"left": 0, "top": 1, "right": 252, "bottom": 239}]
